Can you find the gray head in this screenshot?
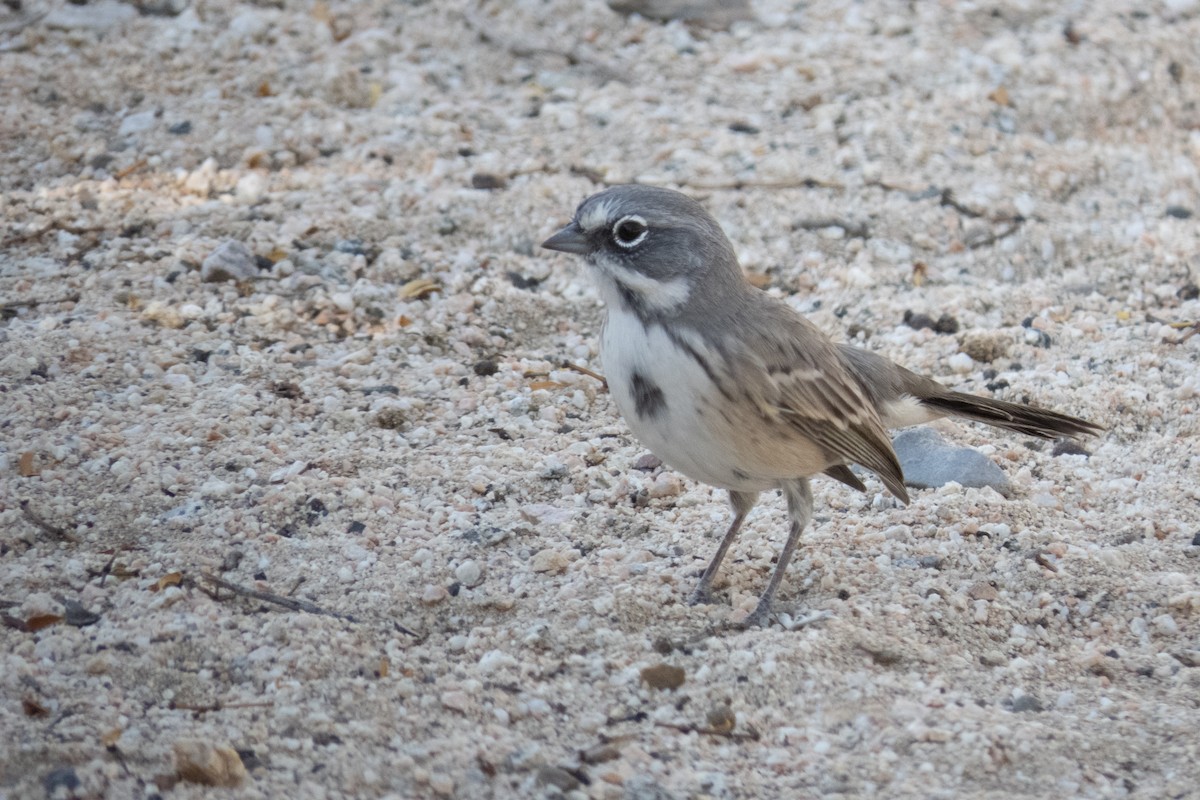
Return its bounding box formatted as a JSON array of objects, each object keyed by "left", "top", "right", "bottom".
[{"left": 542, "top": 185, "right": 746, "bottom": 318}]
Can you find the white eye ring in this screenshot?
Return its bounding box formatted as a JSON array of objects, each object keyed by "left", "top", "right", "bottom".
[{"left": 611, "top": 215, "right": 648, "bottom": 249}]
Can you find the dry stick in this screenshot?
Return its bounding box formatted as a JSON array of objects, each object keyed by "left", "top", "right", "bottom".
[
  {"left": 18, "top": 500, "right": 77, "bottom": 541},
  {"left": 195, "top": 572, "right": 422, "bottom": 637},
  {"left": 170, "top": 700, "right": 274, "bottom": 715},
  {"left": 1, "top": 293, "right": 81, "bottom": 312},
  {"left": 1165, "top": 321, "right": 1200, "bottom": 345},
  {"left": 1144, "top": 313, "right": 1200, "bottom": 345},
  {"left": 967, "top": 219, "right": 1025, "bottom": 250},
  {"left": 654, "top": 721, "right": 761, "bottom": 742},
  {"left": 563, "top": 362, "right": 608, "bottom": 389},
  {"left": 114, "top": 159, "right": 148, "bottom": 180},
  {"left": 196, "top": 572, "right": 359, "bottom": 623}
]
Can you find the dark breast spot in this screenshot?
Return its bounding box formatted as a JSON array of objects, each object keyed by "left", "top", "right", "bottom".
[{"left": 630, "top": 371, "right": 666, "bottom": 420}]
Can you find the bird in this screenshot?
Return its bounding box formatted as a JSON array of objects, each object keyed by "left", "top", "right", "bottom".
[{"left": 542, "top": 184, "right": 1102, "bottom": 627}]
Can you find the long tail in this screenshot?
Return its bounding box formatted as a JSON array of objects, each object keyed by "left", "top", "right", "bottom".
[{"left": 920, "top": 392, "right": 1103, "bottom": 439}]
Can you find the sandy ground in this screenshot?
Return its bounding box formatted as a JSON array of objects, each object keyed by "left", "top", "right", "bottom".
[{"left": 2, "top": 0, "right": 1200, "bottom": 798}]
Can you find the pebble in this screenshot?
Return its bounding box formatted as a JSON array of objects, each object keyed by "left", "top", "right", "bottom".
[
  {"left": 892, "top": 428, "right": 1011, "bottom": 494},
  {"left": 531, "top": 548, "right": 573, "bottom": 574},
  {"left": 647, "top": 472, "right": 683, "bottom": 498},
  {"left": 173, "top": 740, "right": 248, "bottom": 787},
  {"left": 201, "top": 240, "right": 258, "bottom": 282},
  {"left": 454, "top": 559, "right": 482, "bottom": 586},
  {"left": 946, "top": 352, "right": 975, "bottom": 374},
  {"left": 118, "top": 110, "right": 157, "bottom": 136},
  {"left": 536, "top": 766, "right": 581, "bottom": 792},
  {"left": 421, "top": 585, "right": 449, "bottom": 604}
]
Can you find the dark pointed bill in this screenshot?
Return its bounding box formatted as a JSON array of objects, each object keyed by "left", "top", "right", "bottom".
[{"left": 541, "top": 222, "right": 590, "bottom": 255}]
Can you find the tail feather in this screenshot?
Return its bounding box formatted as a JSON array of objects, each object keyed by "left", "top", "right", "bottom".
[{"left": 921, "top": 392, "right": 1102, "bottom": 440}]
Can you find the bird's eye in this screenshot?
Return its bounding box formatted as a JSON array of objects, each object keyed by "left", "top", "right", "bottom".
[{"left": 612, "top": 215, "right": 648, "bottom": 248}]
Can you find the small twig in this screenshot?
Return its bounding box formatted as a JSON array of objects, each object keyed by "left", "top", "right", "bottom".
[
  {"left": 966, "top": 219, "right": 1025, "bottom": 250},
  {"left": 655, "top": 721, "right": 761, "bottom": 741},
  {"left": 0, "top": 293, "right": 80, "bottom": 313},
  {"left": 285, "top": 576, "right": 305, "bottom": 597},
  {"left": 563, "top": 362, "right": 608, "bottom": 389},
  {"left": 18, "top": 500, "right": 77, "bottom": 541},
  {"left": 939, "top": 188, "right": 985, "bottom": 218},
  {"left": 170, "top": 700, "right": 275, "bottom": 716},
  {"left": 196, "top": 572, "right": 358, "bottom": 622},
  {"left": 1033, "top": 551, "right": 1059, "bottom": 573},
  {"left": 113, "top": 159, "right": 148, "bottom": 180},
  {"left": 1164, "top": 321, "right": 1200, "bottom": 345}
]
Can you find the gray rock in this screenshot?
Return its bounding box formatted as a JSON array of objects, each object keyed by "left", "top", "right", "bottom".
[
  {"left": 607, "top": 0, "right": 752, "bottom": 29},
  {"left": 44, "top": 0, "right": 137, "bottom": 30},
  {"left": 892, "top": 427, "right": 1011, "bottom": 495},
  {"left": 201, "top": 240, "right": 258, "bottom": 283},
  {"left": 118, "top": 110, "right": 158, "bottom": 136}
]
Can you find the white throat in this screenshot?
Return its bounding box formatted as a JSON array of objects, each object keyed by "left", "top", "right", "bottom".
[{"left": 590, "top": 252, "right": 691, "bottom": 313}]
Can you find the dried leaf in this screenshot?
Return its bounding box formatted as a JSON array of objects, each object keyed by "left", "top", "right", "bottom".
[
  {"left": 26, "top": 613, "right": 64, "bottom": 632},
  {"left": 640, "top": 663, "right": 686, "bottom": 690},
  {"left": 397, "top": 314, "right": 413, "bottom": 327},
  {"left": 911, "top": 261, "right": 928, "bottom": 287},
  {"left": 18, "top": 451, "right": 39, "bottom": 477},
  {"left": 743, "top": 271, "right": 771, "bottom": 288},
  {"left": 102, "top": 727, "right": 124, "bottom": 748},
  {"left": 528, "top": 380, "right": 566, "bottom": 391},
  {"left": 988, "top": 86, "right": 1011, "bottom": 106},
  {"left": 22, "top": 696, "right": 49, "bottom": 717},
  {"left": 378, "top": 657, "right": 390, "bottom": 678},
  {"left": 399, "top": 279, "right": 440, "bottom": 300},
  {"left": 151, "top": 572, "right": 184, "bottom": 592}
]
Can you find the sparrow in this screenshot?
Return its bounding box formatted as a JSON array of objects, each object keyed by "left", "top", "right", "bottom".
[{"left": 542, "top": 185, "right": 1102, "bottom": 627}]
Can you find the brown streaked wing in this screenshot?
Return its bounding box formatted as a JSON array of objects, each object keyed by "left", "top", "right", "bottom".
[{"left": 725, "top": 307, "right": 909, "bottom": 503}]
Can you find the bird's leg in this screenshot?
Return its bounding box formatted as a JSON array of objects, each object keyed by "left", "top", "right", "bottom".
[
  {"left": 688, "top": 489, "right": 758, "bottom": 606},
  {"left": 742, "top": 478, "right": 813, "bottom": 628}
]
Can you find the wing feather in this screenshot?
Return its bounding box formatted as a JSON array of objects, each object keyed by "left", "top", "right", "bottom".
[{"left": 719, "top": 302, "right": 909, "bottom": 502}]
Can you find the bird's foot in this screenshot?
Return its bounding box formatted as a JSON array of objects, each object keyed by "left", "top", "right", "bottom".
[
  {"left": 737, "top": 601, "right": 773, "bottom": 629},
  {"left": 687, "top": 584, "right": 716, "bottom": 607}
]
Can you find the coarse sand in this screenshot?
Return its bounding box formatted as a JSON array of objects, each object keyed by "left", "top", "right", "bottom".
[{"left": 2, "top": 1, "right": 1199, "bottom": 798}]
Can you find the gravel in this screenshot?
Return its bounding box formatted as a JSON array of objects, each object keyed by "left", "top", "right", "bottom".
[{"left": 2, "top": 0, "right": 1199, "bottom": 798}]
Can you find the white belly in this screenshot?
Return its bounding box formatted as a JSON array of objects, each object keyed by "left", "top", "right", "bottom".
[{"left": 601, "top": 308, "right": 776, "bottom": 492}]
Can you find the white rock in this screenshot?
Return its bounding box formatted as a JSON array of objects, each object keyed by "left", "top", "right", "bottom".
[
  {"left": 947, "top": 352, "right": 975, "bottom": 373},
  {"left": 119, "top": 110, "right": 157, "bottom": 136},
  {"left": 454, "top": 559, "right": 482, "bottom": 586}
]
